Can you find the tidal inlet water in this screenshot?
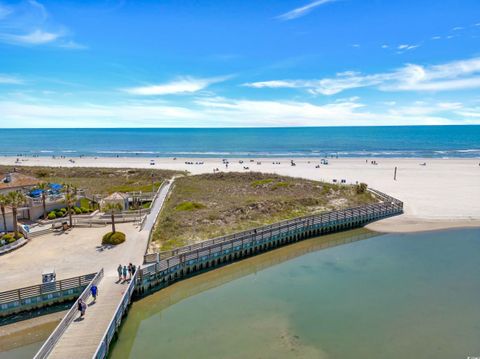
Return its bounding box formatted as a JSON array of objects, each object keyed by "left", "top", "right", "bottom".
[{"left": 109, "top": 228, "right": 480, "bottom": 359}]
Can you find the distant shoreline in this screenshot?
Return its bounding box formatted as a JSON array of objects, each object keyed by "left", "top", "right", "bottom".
[{"left": 1, "top": 156, "right": 479, "bottom": 233}]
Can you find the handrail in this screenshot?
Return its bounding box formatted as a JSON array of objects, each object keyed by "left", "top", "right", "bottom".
[
  {"left": 93, "top": 269, "right": 138, "bottom": 359},
  {"left": 156, "top": 188, "right": 402, "bottom": 259},
  {"left": 33, "top": 268, "right": 104, "bottom": 359},
  {"left": 0, "top": 272, "right": 97, "bottom": 305}
]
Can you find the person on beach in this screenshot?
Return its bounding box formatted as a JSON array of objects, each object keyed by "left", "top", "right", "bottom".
[
  {"left": 90, "top": 285, "right": 98, "bottom": 302},
  {"left": 117, "top": 264, "right": 122, "bottom": 281},
  {"left": 122, "top": 265, "right": 128, "bottom": 281},
  {"left": 132, "top": 264, "right": 136, "bottom": 275}
]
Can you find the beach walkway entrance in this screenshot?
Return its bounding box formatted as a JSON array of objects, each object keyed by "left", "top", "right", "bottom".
[{"left": 35, "top": 180, "right": 173, "bottom": 359}]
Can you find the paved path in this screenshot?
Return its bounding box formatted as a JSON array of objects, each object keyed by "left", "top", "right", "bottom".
[{"left": 45, "top": 180, "right": 173, "bottom": 358}]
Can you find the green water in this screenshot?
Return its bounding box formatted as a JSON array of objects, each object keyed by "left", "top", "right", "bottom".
[{"left": 110, "top": 228, "right": 480, "bottom": 359}]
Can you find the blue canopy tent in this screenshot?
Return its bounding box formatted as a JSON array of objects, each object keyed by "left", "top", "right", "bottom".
[
  {"left": 49, "top": 183, "right": 63, "bottom": 193},
  {"left": 29, "top": 189, "right": 43, "bottom": 198}
]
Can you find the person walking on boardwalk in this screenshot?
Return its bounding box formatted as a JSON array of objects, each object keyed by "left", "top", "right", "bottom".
[
  {"left": 117, "top": 264, "right": 122, "bottom": 281},
  {"left": 122, "top": 265, "right": 128, "bottom": 281},
  {"left": 128, "top": 263, "right": 133, "bottom": 279},
  {"left": 90, "top": 284, "right": 98, "bottom": 302},
  {"left": 78, "top": 298, "right": 86, "bottom": 318}
]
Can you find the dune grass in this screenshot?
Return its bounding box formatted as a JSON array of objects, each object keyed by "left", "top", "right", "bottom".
[
  {"left": 0, "top": 165, "right": 183, "bottom": 196},
  {"left": 153, "top": 172, "right": 377, "bottom": 250}
]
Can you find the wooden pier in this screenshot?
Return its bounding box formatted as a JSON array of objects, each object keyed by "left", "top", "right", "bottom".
[{"left": 33, "top": 187, "right": 402, "bottom": 358}]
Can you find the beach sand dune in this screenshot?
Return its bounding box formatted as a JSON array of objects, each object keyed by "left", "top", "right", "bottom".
[{"left": 1, "top": 156, "right": 479, "bottom": 232}]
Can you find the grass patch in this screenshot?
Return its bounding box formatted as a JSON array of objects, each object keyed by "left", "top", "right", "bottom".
[
  {"left": 102, "top": 231, "right": 126, "bottom": 245},
  {"left": 153, "top": 172, "right": 378, "bottom": 250},
  {"left": 251, "top": 178, "right": 274, "bottom": 187},
  {"left": 175, "top": 201, "right": 205, "bottom": 211},
  {"left": 0, "top": 166, "right": 184, "bottom": 196}
]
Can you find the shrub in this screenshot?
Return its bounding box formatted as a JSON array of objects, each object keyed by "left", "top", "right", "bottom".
[
  {"left": 48, "top": 211, "right": 57, "bottom": 220},
  {"left": 60, "top": 208, "right": 67, "bottom": 213},
  {"left": 1, "top": 233, "right": 21, "bottom": 244},
  {"left": 102, "top": 231, "right": 126, "bottom": 245},
  {"left": 55, "top": 211, "right": 64, "bottom": 217},
  {"left": 175, "top": 201, "right": 205, "bottom": 211},
  {"left": 74, "top": 207, "right": 82, "bottom": 214},
  {"left": 355, "top": 182, "right": 368, "bottom": 194},
  {"left": 81, "top": 207, "right": 90, "bottom": 213}
]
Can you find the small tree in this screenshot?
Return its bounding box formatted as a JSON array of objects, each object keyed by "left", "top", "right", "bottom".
[
  {"left": 103, "top": 203, "right": 123, "bottom": 233},
  {"left": 37, "top": 182, "right": 49, "bottom": 219},
  {"left": 7, "top": 191, "right": 26, "bottom": 239},
  {"left": 62, "top": 184, "right": 77, "bottom": 228},
  {"left": 0, "top": 194, "right": 9, "bottom": 232}
]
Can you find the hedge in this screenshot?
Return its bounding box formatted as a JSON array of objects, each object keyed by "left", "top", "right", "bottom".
[{"left": 102, "top": 231, "right": 126, "bottom": 245}]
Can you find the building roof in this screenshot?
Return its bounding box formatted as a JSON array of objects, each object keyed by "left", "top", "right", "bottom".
[
  {"left": 0, "top": 172, "right": 41, "bottom": 191},
  {"left": 103, "top": 192, "right": 128, "bottom": 201}
]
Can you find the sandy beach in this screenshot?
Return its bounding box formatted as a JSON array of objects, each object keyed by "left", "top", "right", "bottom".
[{"left": 1, "top": 155, "right": 479, "bottom": 232}]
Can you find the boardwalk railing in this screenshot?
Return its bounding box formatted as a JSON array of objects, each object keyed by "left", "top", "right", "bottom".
[
  {"left": 33, "top": 269, "right": 104, "bottom": 359},
  {"left": 139, "top": 189, "right": 403, "bottom": 292},
  {"left": 0, "top": 272, "right": 98, "bottom": 317},
  {"left": 153, "top": 189, "right": 402, "bottom": 261},
  {"left": 93, "top": 270, "right": 139, "bottom": 359}
]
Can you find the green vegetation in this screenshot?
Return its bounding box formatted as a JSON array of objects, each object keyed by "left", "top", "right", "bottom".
[
  {"left": 0, "top": 233, "right": 23, "bottom": 247},
  {"left": 153, "top": 172, "right": 377, "bottom": 250},
  {"left": 355, "top": 182, "right": 368, "bottom": 194},
  {"left": 0, "top": 166, "right": 183, "bottom": 196},
  {"left": 47, "top": 211, "right": 56, "bottom": 220},
  {"left": 102, "top": 231, "right": 126, "bottom": 245},
  {"left": 175, "top": 201, "right": 205, "bottom": 211},
  {"left": 80, "top": 198, "right": 90, "bottom": 209}
]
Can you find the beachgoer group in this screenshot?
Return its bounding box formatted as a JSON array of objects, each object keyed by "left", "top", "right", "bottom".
[{"left": 117, "top": 263, "right": 137, "bottom": 282}]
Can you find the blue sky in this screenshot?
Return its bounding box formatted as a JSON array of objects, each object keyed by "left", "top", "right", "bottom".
[{"left": 0, "top": 0, "right": 480, "bottom": 127}]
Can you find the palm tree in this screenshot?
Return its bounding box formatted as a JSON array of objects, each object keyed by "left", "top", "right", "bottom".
[
  {"left": 63, "top": 183, "right": 77, "bottom": 228},
  {"left": 37, "top": 182, "right": 49, "bottom": 219},
  {"left": 103, "top": 203, "right": 123, "bottom": 233},
  {"left": 0, "top": 194, "right": 10, "bottom": 233},
  {"left": 7, "top": 191, "right": 26, "bottom": 239}
]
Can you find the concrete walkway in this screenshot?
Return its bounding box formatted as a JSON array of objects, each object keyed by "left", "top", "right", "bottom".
[{"left": 44, "top": 180, "right": 173, "bottom": 358}]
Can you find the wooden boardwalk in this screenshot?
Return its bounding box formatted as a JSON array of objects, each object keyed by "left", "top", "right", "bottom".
[
  {"left": 47, "top": 276, "right": 127, "bottom": 359},
  {"left": 35, "top": 180, "right": 173, "bottom": 359}
]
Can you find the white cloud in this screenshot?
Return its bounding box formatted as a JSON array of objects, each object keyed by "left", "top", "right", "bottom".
[
  {"left": 452, "top": 26, "right": 464, "bottom": 31},
  {"left": 381, "top": 44, "right": 389, "bottom": 49},
  {"left": 244, "top": 57, "right": 480, "bottom": 95},
  {"left": 1, "top": 96, "right": 479, "bottom": 128},
  {"left": 0, "top": 74, "right": 23, "bottom": 84},
  {"left": 397, "top": 44, "right": 419, "bottom": 51},
  {"left": 0, "top": 1, "right": 83, "bottom": 49},
  {"left": 277, "top": 0, "right": 336, "bottom": 21},
  {"left": 0, "top": 29, "right": 61, "bottom": 45},
  {"left": 431, "top": 36, "right": 442, "bottom": 40},
  {"left": 123, "top": 76, "right": 228, "bottom": 96}
]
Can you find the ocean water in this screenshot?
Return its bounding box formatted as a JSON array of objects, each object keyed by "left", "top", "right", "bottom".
[
  {"left": 1, "top": 126, "right": 479, "bottom": 158},
  {"left": 109, "top": 228, "right": 480, "bottom": 359}
]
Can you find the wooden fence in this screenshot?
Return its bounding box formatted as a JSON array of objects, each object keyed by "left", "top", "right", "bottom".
[
  {"left": 0, "top": 272, "right": 97, "bottom": 317},
  {"left": 33, "top": 269, "right": 104, "bottom": 359}
]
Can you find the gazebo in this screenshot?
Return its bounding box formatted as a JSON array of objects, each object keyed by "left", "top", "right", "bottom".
[{"left": 100, "top": 192, "right": 129, "bottom": 211}]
